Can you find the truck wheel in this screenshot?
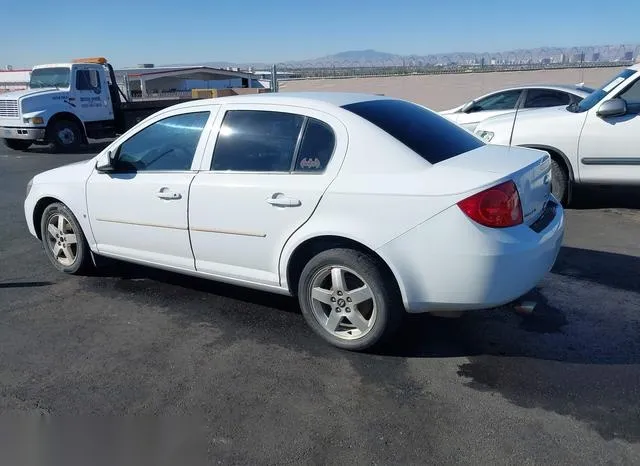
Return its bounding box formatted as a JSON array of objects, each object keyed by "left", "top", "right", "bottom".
[
  {"left": 3, "top": 138, "right": 32, "bottom": 151},
  {"left": 550, "top": 158, "right": 569, "bottom": 205},
  {"left": 49, "top": 120, "right": 83, "bottom": 152}
]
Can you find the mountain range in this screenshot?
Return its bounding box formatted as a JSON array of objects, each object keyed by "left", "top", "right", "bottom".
[{"left": 163, "top": 44, "right": 640, "bottom": 69}]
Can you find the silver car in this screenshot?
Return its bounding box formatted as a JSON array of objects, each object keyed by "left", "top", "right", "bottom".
[{"left": 440, "top": 84, "right": 594, "bottom": 132}]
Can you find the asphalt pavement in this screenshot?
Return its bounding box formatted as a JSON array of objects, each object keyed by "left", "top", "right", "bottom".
[{"left": 1, "top": 143, "right": 639, "bottom": 465}]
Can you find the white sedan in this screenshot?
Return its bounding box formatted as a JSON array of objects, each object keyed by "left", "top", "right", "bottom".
[
  {"left": 24, "top": 92, "right": 565, "bottom": 351},
  {"left": 440, "top": 84, "right": 593, "bottom": 132}
]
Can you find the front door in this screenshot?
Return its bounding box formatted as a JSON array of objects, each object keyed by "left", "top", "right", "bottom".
[
  {"left": 72, "top": 65, "right": 111, "bottom": 124},
  {"left": 456, "top": 89, "right": 524, "bottom": 131},
  {"left": 86, "top": 108, "right": 215, "bottom": 270},
  {"left": 189, "top": 104, "right": 347, "bottom": 286},
  {"left": 578, "top": 75, "right": 640, "bottom": 183}
]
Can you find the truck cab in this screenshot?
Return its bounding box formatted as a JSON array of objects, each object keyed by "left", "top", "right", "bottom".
[{"left": 0, "top": 57, "right": 119, "bottom": 151}]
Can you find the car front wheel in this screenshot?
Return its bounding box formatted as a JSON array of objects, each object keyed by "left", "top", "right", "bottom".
[
  {"left": 550, "top": 158, "right": 569, "bottom": 205},
  {"left": 297, "top": 248, "right": 404, "bottom": 351},
  {"left": 40, "top": 202, "right": 92, "bottom": 274}
]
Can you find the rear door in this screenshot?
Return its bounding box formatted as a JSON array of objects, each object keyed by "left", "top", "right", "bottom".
[{"left": 189, "top": 103, "right": 347, "bottom": 286}]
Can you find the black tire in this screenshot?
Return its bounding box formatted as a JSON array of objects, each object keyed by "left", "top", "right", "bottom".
[
  {"left": 3, "top": 138, "right": 32, "bottom": 151},
  {"left": 297, "top": 248, "right": 404, "bottom": 352},
  {"left": 550, "top": 157, "right": 569, "bottom": 206},
  {"left": 40, "top": 202, "right": 92, "bottom": 275},
  {"left": 48, "top": 119, "right": 83, "bottom": 152}
]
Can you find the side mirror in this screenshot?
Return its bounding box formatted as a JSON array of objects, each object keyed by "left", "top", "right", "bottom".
[
  {"left": 596, "top": 98, "right": 627, "bottom": 118},
  {"left": 460, "top": 100, "right": 480, "bottom": 113},
  {"left": 95, "top": 150, "right": 115, "bottom": 173}
]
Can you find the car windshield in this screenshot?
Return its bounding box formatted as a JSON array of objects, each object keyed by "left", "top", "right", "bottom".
[
  {"left": 341, "top": 99, "right": 484, "bottom": 164},
  {"left": 29, "top": 67, "right": 71, "bottom": 89},
  {"left": 571, "top": 68, "right": 637, "bottom": 113}
]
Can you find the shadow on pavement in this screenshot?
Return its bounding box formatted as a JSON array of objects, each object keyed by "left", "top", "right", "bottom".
[
  {"left": 88, "top": 246, "right": 639, "bottom": 364},
  {"left": 80, "top": 246, "right": 640, "bottom": 443},
  {"left": 5, "top": 141, "right": 110, "bottom": 156},
  {"left": 0, "top": 281, "right": 54, "bottom": 288},
  {"left": 88, "top": 258, "right": 299, "bottom": 315},
  {"left": 570, "top": 185, "right": 640, "bottom": 210},
  {"left": 552, "top": 246, "right": 640, "bottom": 293}
]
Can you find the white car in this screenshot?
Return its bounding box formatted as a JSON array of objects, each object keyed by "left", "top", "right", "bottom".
[
  {"left": 24, "top": 92, "right": 565, "bottom": 351},
  {"left": 440, "top": 84, "right": 593, "bottom": 132},
  {"left": 473, "top": 64, "right": 640, "bottom": 204}
]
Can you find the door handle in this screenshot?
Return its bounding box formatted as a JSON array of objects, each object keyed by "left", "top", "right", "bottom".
[
  {"left": 266, "top": 194, "right": 301, "bottom": 207},
  {"left": 156, "top": 188, "right": 182, "bottom": 200}
]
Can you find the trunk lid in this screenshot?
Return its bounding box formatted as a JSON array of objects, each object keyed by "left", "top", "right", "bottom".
[{"left": 437, "top": 144, "right": 552, "bottom": 226}]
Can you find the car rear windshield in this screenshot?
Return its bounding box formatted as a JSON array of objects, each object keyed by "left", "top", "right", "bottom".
[{"left": 341, "top": 99, "right": 484, "bottom": 164}]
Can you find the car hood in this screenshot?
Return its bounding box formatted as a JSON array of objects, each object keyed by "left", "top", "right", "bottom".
[
  {"left": 439, "top": 105, "right": 464, "bottom": 115},
  {"left": 478, "top": 105, "right": 570, "bottom": 129},
  {"left": 0, "top": 88, "right": 66, "bottom": 101},
  {"left": 33, "top": 158, "right": 95, "bottom": 184}
]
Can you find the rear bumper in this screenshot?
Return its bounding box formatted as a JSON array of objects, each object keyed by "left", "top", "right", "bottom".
[
  {"left": 1, "top": 126, "right": 46, "bottom": 140},
  {"left": 377, "top": 198, "right": 565, "bottom": 313}
]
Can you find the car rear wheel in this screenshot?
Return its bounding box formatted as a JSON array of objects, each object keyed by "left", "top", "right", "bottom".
[
  {"left": 40, "top": 202, "right": 92, "bottom": 274},
  {"left": 297, "top": 248, "right": 404, "bottom": 351}
]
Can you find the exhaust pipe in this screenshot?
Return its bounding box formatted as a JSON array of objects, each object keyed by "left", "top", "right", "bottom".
[{"left": 513, "top": 300, "right": 537, "bottom": 315}]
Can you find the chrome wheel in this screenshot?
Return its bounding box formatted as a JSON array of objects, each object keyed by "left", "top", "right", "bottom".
[
  {"left": 308, "top": 265, "right": 377, "bottom": 340},
  {"left": 45, "top": 213, "right": 78, "bottom": 267}
]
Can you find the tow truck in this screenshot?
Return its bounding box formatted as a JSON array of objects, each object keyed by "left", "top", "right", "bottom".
[{"left": 0, "top": 57, "right": 208, "bottom": 152}]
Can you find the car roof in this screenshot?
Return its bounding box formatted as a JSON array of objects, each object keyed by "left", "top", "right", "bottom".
[
  {"left": 495, "top": 83, "right": 593, "bottom": 94},
  {"left": 167, "top": 91, "right": 392, "bottom": 112}
]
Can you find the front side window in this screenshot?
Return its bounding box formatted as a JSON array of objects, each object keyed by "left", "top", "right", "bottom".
[
  {"left": 115, "top": 112, "right": 210, "bottom": 172},
  {"left": 29, "top": 67, "right": 71, "bottom": 89},
  {"left": 211, "top": 110, "right": 305, "bottom": 172},
  {"left": 619, "top": 78, "right": 640, "bottom": 107},
  {"left": 469, "top": 90, "right": 522, "bottom": 112},
  {"left": 575, "top": 68, "right": 637, "bottom": 113},
  {"left": 76, "top": 69, "right": 101, "bottom": 93},
  {"left": 524, "top": 89, "right": 571, "bottom": 108},
  {"left": 342, "top": 99, "right": 484, "bottom": 164}
]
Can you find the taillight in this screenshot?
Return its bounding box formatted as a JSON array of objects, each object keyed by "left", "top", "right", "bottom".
[{"left": 457, "top": 180, "right": 523, "bottom": 228}]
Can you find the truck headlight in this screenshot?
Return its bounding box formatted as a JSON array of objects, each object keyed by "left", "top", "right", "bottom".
[
  {"left": 476, "top": 130, "right": 495, "bottom": 142},
  {"left": 23, "top": 116, "right": 45, "bottom": 125}
]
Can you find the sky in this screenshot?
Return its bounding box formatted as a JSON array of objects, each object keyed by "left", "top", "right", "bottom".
[{"left": 1, "top": 0, "right": 639, "bottom": 68}]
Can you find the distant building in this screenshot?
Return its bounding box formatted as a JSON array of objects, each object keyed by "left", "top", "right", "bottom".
[
  {"left": 0, "top": 64, "right": 270, "bottom": 96},
  {"left": 591, "top": 52, "right": 600, "bottom": 62},
  {"left": 0, "top": 69, "right": 31, "bottom": 93},
  {"left": 571, "top": 52, "right": 585, "bottom": 63}
]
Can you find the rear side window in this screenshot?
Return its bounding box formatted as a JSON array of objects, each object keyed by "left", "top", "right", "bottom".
[
  {"left": 524, "top": 89, "right": 571, "bottom": 108},
  {"left": 212, "top": 110, "right": 304, "bottom": 172},
  {"left": 342, "top": 99, "right": 484, "bottom": 164},
  {"left": 471, "top": 90, "right": 522, "bottom": 111},
  {"left": 294, "top": 119, "right": 336, "bottom": 172}
]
